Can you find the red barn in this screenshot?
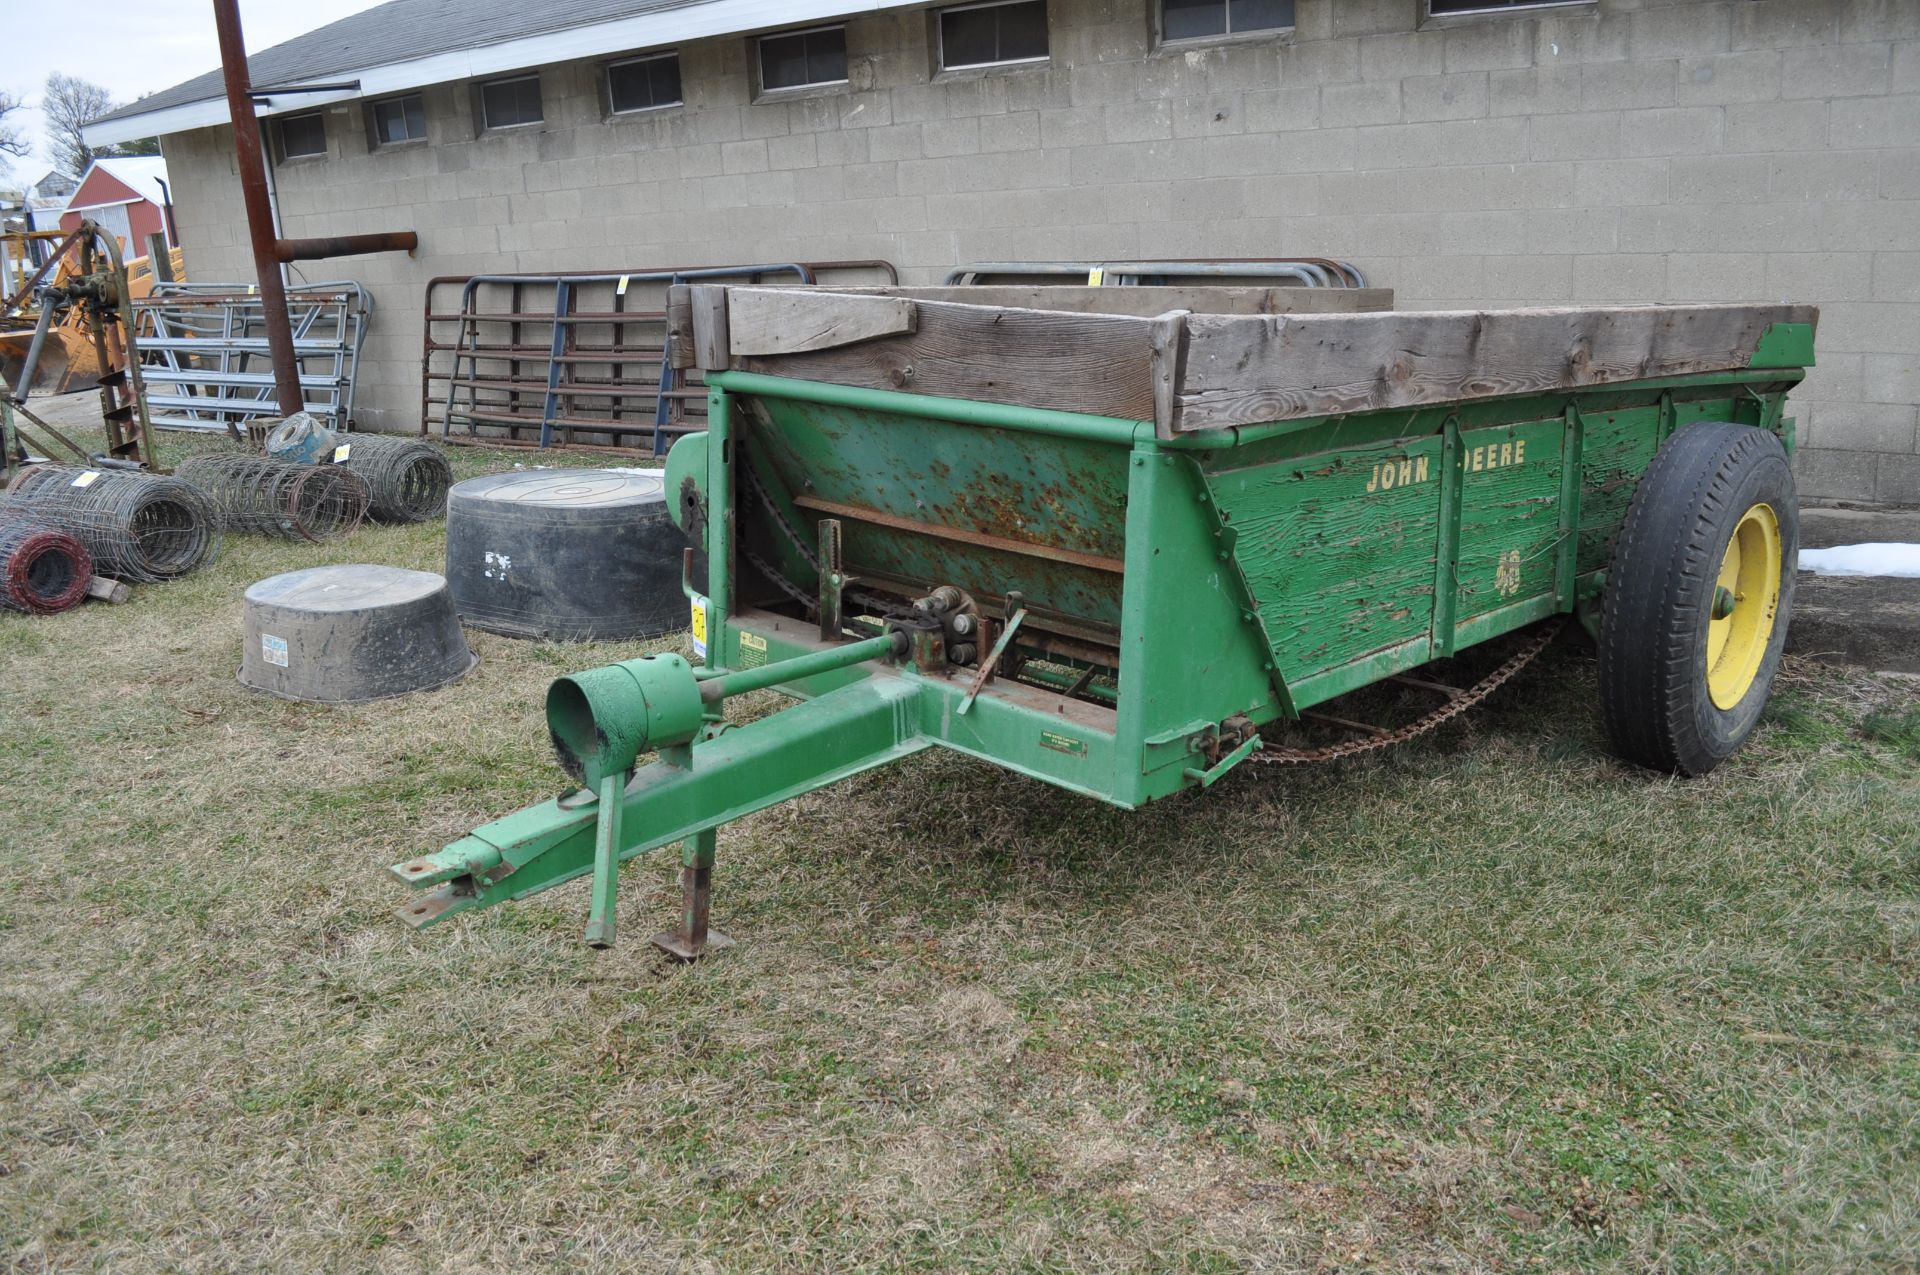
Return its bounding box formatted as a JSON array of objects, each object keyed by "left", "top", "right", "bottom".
[{"left": 59, "top": 157, "right": 175, "bottom": 258}]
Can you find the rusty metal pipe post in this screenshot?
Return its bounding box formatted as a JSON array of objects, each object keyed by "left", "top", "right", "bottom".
[
  {"left": 275, "top": 233, "right": 418, "bottom": 263},
  {"left": 212, "top": 0, "right": 304, "bottom": 420},
  {"left": 211, "top": 0, "right": 419, "bottom": 429},
  {"left": 652, "top": 825, "right": 730, "bottom": 961}
]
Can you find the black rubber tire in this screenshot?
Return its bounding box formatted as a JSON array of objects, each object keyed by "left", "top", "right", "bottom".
[{"left": 1598, "top": 422, "right": 1797, "bottom": 776}]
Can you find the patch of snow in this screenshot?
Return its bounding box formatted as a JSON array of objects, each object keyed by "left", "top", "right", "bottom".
[{"left": 1799, "top": 543, "right": 1920, "bottom": 578}]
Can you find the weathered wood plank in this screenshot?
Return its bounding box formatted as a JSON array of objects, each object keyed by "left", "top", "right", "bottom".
[
  {"left": 87, "top": 575, "right": 132, "bottom": 604},
  {"left": 802, "top": 285, "right": 1394, "bottom": 316},
  {"left": 688, "top": 285, "right": 731, "bottom": 371},
  {"left": 732, "top": 294, "right": 1160, "bottom": 420},
  {"left": 727, "top": 288, "right": 917, "bottom": 356},
  {"left": 1148, "top": 311, "right": 1189, "bottom": 440},
  {"left": 666, "top": 285, "right": 694, "bottom": 369},
  {"left": 1174, "top": 304, "right": 1819, "bottom": 431}
]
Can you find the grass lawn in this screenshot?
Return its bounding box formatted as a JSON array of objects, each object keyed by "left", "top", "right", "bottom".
[{"left": 3, "top": 418, "right": 1917, "bottom": 1271}]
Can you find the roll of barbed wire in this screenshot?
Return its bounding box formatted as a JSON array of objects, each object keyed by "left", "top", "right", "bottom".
[
  {"left": 2, "top": 466, "right": 221, "bottom": 581},
  {"left": 0, "top": 517, "right": 93, "bottom": 614},
  {"left": 175, "top": 454, "right": 371, "bottom": 542},
  {"left": 335, "top": 435, "right": 453, "bottom": 524}
]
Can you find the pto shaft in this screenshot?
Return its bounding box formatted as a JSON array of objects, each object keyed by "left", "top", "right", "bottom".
[{"left": 698, "top": 631, "right": 903, "bottom": 702}]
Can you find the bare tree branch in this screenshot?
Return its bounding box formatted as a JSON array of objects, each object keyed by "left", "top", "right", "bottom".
[
  {"left": 44, "top": 73, "right": 116, "bottom": 176},
  {"left": 0, "top": 90, "right": 31, "bottom": 164}
]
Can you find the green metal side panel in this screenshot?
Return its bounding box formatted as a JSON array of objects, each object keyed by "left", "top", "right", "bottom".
[
  {"left": 663, "top": 429, "right": 706, "bottom": 534},
  {"left": 1749, "top": 321, "right": 1816, "bottom": 368},
  {"left": 1574, "top": 393, "right": 1752, "bottom": 575},
  {"left": 1194, "top": 384, "right": 1801, "bottom": 712},
  {"left": 1203, "top": 435, "right": 1442, "bottom": 688},
  {"left": 1454, "top": 419, "right": 1565, "bottom": 625},
  {"left": 1114, "top": 447, "right": 1283, "bottom": 796},
  {"left": 746, "top": 398, "right": 1129, "bottom": 629},
  {"left": 1575, "top": 405, "right": 1663, "bottom": 577}
]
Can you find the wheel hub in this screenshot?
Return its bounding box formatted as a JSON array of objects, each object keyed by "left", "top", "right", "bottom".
[{"left": 1705, "top": 502, "right": 1782, "bottom": 710}]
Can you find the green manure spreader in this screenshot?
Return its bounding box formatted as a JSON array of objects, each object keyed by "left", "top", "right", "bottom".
[{"left": 393, "top": 284, "right": 1815, "bottom": 956}]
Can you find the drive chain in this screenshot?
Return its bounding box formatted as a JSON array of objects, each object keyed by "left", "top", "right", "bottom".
[{"left": 1251, "top": 620, "right": 1563, "bottom": 765}]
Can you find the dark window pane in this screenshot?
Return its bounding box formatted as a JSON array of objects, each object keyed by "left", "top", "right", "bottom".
[
  {"left": 805, "top": 29, "right": 848, "bottom": 83},
  {"left": 608, "top": 65, "right": 632, "bottom": 110},
  {"left": 1162, "top": 0, "right": 1226, "bottom": 41},
  {"left": 280, "top": 112, "right": 326, "bottom": 158},
  {"left": 942, "top": 9, "right": 999, "bottom": 67},
  {"left": 760, "top": 32, "right": 811, "bottom": 90},
  {"left": 998, "top": 2, "right": 1049, "bottom": 59},
  {"left": 483, "top": 76, "right": 541, "bottom": 128},
  {"left": 373, "top": 94, "right": 425, "bottom": 144},
  {"left": 609, "top": 61, "right": 642, "bottom": 111},
  {"left": 762, "top": 28, "right": 846, "bottom": 89},
  {"left": 943, "top": 1, "right": 1048, "bottom": 66},
  {"left": 652, "top": 56, "right": 682, "bottom": 106},
  {"left": 1227, "top": 0, "right": 1292, "bottom": 32},
  {"left": 610, "top": 55, "right": 681, "bottom": 111}
]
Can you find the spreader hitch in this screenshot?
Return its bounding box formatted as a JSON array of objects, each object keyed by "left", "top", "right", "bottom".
[{"left": 392, "top": 631, "right": 919, "bottom": 957}]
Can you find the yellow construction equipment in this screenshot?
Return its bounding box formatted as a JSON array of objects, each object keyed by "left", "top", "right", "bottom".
[
  {"left": 1, "top": 222, "right": 160, "bottom": 476},
  {"left": 1, "top": 228, "right": 184, "bottom": 397}
]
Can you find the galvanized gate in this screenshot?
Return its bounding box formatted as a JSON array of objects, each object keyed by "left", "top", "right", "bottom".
[{"left": 133, "top": 282, "right": 370, "bottom": 433}]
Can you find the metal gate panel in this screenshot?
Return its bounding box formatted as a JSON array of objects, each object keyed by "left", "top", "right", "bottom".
[
  {"left": 422, "top": 260, "right": 897, "bottom": 456},
  {"left": 133, "top": 282, "right": 370, "bottom": 432}
]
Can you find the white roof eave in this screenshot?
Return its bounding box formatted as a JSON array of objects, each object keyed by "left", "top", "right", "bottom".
[{"left": 81, "top": 0, "right": 927, "bottom": 147}]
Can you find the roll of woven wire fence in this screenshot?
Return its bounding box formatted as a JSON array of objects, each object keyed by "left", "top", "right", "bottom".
[
  {"left": 175, "top": 454, "right": 371, "bottom": 542},
  {"left": 335, "top": 435, "right": 453, "bottom": 523},
  {"left": 0, "top": 517, "right": 93, "bottom": 614},
  {"left": 2, "top": 466, "right": 221, "bottom": 581}
]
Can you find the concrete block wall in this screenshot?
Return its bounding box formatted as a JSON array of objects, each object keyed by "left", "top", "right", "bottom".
[{"left": 161, "top": 0, "right": 1920, "bottom": 504}]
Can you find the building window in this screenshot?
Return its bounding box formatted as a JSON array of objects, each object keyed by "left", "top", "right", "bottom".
[
  {"left": 1427, "top": 0, "right": 1592, "bottom": 12},
  {"left": 608, "top": 52, "right": 683, "bottom": 113},
  {"left": 479, "top": 74, "right": 544, "bottom": 129},
  {"left": 277, "top": 111, "right": 327, "bottom": 160},
  {"left": 369, "top": 94, "right": 426, "bottom": 146},
  {"left": 758, "top": 26, "right": 848, "bottom": 93},
  {"left": 939, "top": 1, "right": 1049, "bottom": 70},
  {"left": 1160, "top": 0, "right": 1294, "bottom": 42}
]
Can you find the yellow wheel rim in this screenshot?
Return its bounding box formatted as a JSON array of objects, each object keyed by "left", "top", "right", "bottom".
[{"left": 1705, "top": 502, "right": 1783, "bottom": 710}]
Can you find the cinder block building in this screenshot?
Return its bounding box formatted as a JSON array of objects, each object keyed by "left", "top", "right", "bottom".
[{"left": 85, "top": 0, "right": 1919, "bottom": 504}]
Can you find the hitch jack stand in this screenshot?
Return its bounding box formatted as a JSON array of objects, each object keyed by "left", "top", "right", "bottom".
[
  {"left": 651, "top": 826, "right": 732, "bottom": 960},
  {"left": 647, "top": 739, "right": 732, "bottom": 959}
]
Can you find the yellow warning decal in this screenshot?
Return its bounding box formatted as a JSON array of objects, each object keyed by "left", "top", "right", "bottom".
[{"left": 689, "top": 595, "right": 709, "bottom": 656}]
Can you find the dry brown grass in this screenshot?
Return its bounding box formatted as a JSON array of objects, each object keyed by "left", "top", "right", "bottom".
[{"left": 3, "top": 406, "right": 1917, "bottom": 1272}]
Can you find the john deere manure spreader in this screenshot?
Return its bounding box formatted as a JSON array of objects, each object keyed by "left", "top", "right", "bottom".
[{"left": 393, "top": 285, "right": 1814, "bottom": 956}]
